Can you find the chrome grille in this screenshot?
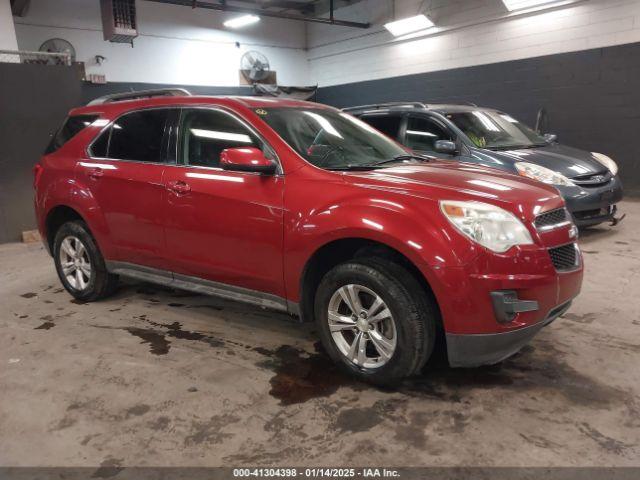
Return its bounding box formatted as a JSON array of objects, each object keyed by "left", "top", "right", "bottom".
[
  {"left": 571, "top": 171, "right": 612, "bottom": 187},
  {"left": 535, "top": 208, "right": 568, "bottom": 230},
  {"left": 548, "top": 243, "right": 578, "bottom": 271}
]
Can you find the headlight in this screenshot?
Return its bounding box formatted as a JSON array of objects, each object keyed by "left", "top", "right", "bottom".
[
  {"left": 515, "top": 162, "right": 574, "bottom": 186},
  {"left": 440, "top": 200, "right": 533, "bottom": 253},
  {"left": 591, "top": 152, "right": 618, "bottom": 175}
]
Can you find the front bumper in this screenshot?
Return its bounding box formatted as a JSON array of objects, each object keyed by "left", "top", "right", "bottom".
[
  {"left": 422, "top": 222, "right": 583, "bottom": 367},
  {"left": 446, "top": 299, "right": 573, "bottom": 367},
  {"left": 556, "top": 176, "right": 624, "bottom": 227}
]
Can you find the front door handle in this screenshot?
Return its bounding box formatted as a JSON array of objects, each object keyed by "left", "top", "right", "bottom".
[
  {"left": 88, "top": 168, "right": 104, "bottom": 180},
  {"left": 166, "top": 180, "right": 191, "bottom": 195}
]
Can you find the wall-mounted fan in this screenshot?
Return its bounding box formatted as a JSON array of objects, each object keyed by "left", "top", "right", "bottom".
[
  {"left": 240, "top": 50, "right": 272, "bottom": 84},
  {"left": 39, "top": 38, "right": 77, "bottom": 65}
]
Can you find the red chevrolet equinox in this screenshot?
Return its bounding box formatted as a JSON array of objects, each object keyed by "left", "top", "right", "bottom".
[{"left": 34, "top": 90, "right": 583, "bottom": 384}]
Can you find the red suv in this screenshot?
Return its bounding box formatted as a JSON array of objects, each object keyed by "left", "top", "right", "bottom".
[{"left": 34, "top": 90, "right": 583, "bottom": 384}]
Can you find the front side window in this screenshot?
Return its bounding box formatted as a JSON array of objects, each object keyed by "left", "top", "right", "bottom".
[
  {"left": 90, "top": 109, "right": 169, "bottom": 162},
  {"left": 259, "top": 108, "right": 407, "bottom": 170},
  {"left": 179, "top": 109, "right": 263, "bottom": 168},
  {"left": 444, "top": 110, "right": 546, "bottom": 149},
  {"left": 405, "top": 116, "right": 453, "bottom": 152}
]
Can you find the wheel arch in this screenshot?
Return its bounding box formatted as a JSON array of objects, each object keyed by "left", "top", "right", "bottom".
[
  {"left": 44, "top": 205, "right": 87, "bottom": 254},
  {"left": 298, "top": 237, "right": 442, "bottom": 327}
]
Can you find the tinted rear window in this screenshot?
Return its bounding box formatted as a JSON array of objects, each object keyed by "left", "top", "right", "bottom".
[
  {"left": 45, "top": 115, "right": 99, "bottom": 154},
  {"left": 94, "top": 109, "right": 169, "bottom": 162},
  {"left": 359, "top": 114, "right": 402, "bottom": 139}
]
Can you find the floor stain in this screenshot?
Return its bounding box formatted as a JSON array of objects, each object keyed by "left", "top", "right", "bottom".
[
  {"left": 148, "top": 416, "right": 171, "bottom": 431},
  {"left": 183, "top": 414, "right": 239, "bottom": 446},
  {"left": 335, "top": 406, "right": 384, "bottom": 433},
  {"left": 148, "top": 320, "right": 225, "bottom": 348},
  {"left": 124, "top": 327, "right": 171, "bottom": 355},
  {"left": 92, "top": 456, "right": 124, "bottom": 479},
  {"left": 35, "top": 321, "right": 55, "bottom": 330},
  {"left": 249, "top": 337, "right": 630, "bottom": 408},
  {"left": 578, "top": 423, "right": 631, "bottom": 455},
  {"left": 257, "top": 343, "right": 362, "bottom": 406},
  {"left": 334, "top": 399, "right": 403, "bottom": 433},
  {"left": 20, "top": 292, "right": 37, "bottom": 298},
  {"left": 562, "top": 312, "right": 598, "bottom": 324},
  {"left": 80, "top": 433, "right": 101, "bottom": 446},
  {"left": 126, "top": 404, "right": 151, "bottom": 418},
  {"left": 519, "top": 433, "right": 562, "bottom": 449}
]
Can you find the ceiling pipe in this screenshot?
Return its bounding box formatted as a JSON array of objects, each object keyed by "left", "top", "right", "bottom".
[{"left": 145, "top": 0, "right": 370, "bottom": 28}]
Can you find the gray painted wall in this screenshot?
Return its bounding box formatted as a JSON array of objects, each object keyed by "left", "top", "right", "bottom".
[
  {"left": 317, "top": 43, "right": 640, "bottom": 194},
  {"left": 0, "top": 63, "right": 82, "bottom": 244}
]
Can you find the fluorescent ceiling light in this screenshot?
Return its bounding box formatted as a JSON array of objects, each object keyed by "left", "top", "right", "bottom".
[
  {"left": 384, "top": 14, "right": 434, "bottom": 37},
  {"left": 406, "top": 130, "right": 437, "bottom": 137},
  {"left": 223, "top": 14, "right": 260, "bottom": 29},
  {"left": 501, "top": 0, "right": 567, "bottom": 11},
  {"left": 191, "top": 128, "right": 253, "bottom": 143}
]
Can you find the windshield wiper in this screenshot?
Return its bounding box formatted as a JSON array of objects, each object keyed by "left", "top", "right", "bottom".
[
  {"left": 326, "top": 164, "right": 386, "bottom": 171},
  {"left": 365, "top": 154, "right": 432, "bottom": 168},
  {"left": 487, "top": 144, "right": 545, "bottom": 151},
  {"left": 326, "top": 154, "right": 431, "bottom": 171}
]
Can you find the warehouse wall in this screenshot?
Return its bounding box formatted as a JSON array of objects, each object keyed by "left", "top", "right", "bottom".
[
  {"left": 0, "top": 63, "right": 82, "bottom": 244},
  {"left": 14, "top": 0, "right": 309, "bottom": 86},
  {"left": 317, "top": 42, "right": 640, "bottom": 194},
  {"left": 308, "top": 0, "right": 640, "bottom": 87},
  {"left": 0, "top": 0, "right": 18, "bottom": 50}
]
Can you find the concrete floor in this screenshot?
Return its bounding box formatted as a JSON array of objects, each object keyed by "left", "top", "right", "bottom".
[{"left": 1, "top": 200, "right": 639, "bottom": 468}]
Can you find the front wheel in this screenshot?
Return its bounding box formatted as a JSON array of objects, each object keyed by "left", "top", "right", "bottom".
[
  {"left": 314, "top": 258, "right": 436, "bottom": 385},
  {"left": 53, "top": 221, "right": 118, "bottom": 302}
]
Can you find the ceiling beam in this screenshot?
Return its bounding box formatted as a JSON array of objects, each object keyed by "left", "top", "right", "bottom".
[{"left": 145, "top": 0, "right": 370, "bottom": 28}]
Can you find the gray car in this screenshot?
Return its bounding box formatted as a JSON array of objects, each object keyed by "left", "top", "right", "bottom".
[{"left": 345, "top": 102, "right": 624, "bottom": 227}]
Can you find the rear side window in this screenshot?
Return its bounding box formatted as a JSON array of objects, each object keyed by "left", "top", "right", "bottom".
[
  {"left": 359, "top": 115, "right": 402, "bottom": 140},
  {"left": 45, "top": 114, "right": 99, "bottom": 154},
  {"left": 90, "top": 109, "right": 169, "bottom": 162}
]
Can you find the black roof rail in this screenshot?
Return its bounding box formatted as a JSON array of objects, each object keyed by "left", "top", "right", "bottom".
[
  {"left": 342, "top": 102, "right": 428, "bottom": 113},
  {"left": 87, "top": 88, "right": 192, "bottom": 106}
]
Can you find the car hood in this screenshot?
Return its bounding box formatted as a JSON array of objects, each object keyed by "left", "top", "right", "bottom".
[
  {"left": 343, "top": 160, "right": 563, "bottom": 216},
  {"left": 475, "top": 144, "right": 607, "bottom": 179}
]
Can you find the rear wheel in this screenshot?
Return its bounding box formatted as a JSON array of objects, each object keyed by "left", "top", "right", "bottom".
[
  {"left": 314, "top": 258, "right": 436, "bottom": 385},
  {"left": 53, "top": 221, "right": 118, "bottom": 301}
]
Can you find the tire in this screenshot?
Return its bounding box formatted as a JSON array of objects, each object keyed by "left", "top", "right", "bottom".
[
  {"left": 314, "top": 258, "right": 436, "bottom": 385},
  {"left": 53, "top": 221, "right": 118, "bottom": 302}
]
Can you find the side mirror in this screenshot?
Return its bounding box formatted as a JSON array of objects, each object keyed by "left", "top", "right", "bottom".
[
  {"left": 544, "top": 133, "right": 558, "bottom": 143},
  {"left": 434, "top": 140, "right": 457, "bottom": 155},
  {"left": 220, "top": 147, "right": 277, "bottom": 175}
]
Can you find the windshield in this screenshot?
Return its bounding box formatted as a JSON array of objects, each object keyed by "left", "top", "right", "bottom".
[
  {"left": 444, "top": 110, "right": 546, "bottom": 150},
  {"left": 257, "top": 107, "right": 408, "bottom": 170}
]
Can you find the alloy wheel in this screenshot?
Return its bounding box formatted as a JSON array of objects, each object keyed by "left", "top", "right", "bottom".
[
  {"left": 59, "top": 235, "right": 92, "bottom": 291},
  {"left": 327, "top": 284, "right": 397, "bottom": 369}
]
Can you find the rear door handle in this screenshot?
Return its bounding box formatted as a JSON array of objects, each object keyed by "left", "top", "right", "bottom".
[
  {"left": 88, "top": 168, "right": 104, "bottom": 180},
  {"left": 167, "top": 180, "right": 191, "bottom": 195}
]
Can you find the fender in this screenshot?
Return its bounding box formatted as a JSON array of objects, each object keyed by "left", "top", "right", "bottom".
[{"left": 283, "top": 191, "right": 482, "bottom": 304}]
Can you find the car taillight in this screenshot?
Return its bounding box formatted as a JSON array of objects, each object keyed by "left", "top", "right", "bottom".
[{"left": 33, "top": 163, "right": 43, "bottom": 189}]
